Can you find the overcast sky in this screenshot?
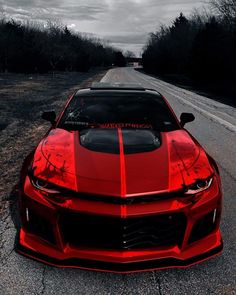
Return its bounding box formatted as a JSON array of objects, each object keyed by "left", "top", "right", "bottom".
[{"left": 0, "top": 0, "right": 203, "bottom": 56}]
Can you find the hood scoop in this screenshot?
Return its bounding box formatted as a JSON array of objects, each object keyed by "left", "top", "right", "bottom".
[{"left": 80, "top": 129, "right": 161, "bottom": 154}]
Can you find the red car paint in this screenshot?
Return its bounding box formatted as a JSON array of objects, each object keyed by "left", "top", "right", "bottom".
[{"left": 17, "top": 85, "right": 223, "bottom": 272}]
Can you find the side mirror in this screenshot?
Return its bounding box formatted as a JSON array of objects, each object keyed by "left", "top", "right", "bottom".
[
  {"left": 180, "top": 112, "right": 195, "bottom": 127},
  {"left": 41, "top": 111, "right": 56, "bottom": 124}
]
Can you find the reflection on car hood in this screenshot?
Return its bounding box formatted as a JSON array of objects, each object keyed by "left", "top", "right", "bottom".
[{"left": 32, "top": 128, "right": 214, "bottom": 196}]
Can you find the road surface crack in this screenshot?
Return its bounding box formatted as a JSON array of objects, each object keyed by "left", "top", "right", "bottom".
[
  {"left": 0, "top": 247, "right": 14, "bottom": 267},
  {"left": 39, "top": 267, "right": 47, "bottom": 295},
  {"left": 0, "top": 218, "right": 15, "bottom": 261},
  {"left": 152, "top": 271, "right": 162, "bottom": 295}
]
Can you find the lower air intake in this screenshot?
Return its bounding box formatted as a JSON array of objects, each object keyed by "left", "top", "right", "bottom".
[
  {"left": 189, "top": 210, "right": 217, "bottom": 244},
  {"left": 59, "top": 213, "right": 187, "bottom": 249}
]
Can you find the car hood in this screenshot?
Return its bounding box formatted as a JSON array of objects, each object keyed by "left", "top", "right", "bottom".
[{"left": 32, "top": 128, "right": 213, "bottom": 196}]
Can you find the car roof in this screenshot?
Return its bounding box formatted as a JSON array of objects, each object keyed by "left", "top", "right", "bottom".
[
  {"left": 90, "top": 82, "right": 146, "bottom": 91},
  {"left": 76, "top": 83, "right": 161, "bottom": 97}
]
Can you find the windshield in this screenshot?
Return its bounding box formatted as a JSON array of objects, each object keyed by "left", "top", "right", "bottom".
[{"left": 58, "top": 93, "right": 179, "bottom": 131}]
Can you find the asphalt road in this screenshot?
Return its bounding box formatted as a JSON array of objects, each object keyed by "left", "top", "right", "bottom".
[{"left": 1, "top": 67, "right": 235, "bottom": 295}]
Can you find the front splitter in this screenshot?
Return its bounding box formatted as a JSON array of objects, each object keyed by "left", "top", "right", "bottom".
[{"left": 16, "top": 241, "right": 223, "bottom": 273}]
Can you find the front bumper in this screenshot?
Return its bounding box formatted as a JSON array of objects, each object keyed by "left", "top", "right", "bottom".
[
  {"left": 17, "top": 175, "right": 223, "bottom": 273},
  {"left": 17, "top": 239, "right": 223, "bottom": 273}
]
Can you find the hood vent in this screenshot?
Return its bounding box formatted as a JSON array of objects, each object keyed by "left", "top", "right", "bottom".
[{"left": 80, "top": 129, "right": 161, "bottom": 154}]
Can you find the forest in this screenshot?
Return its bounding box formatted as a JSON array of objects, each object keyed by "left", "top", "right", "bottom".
[
  {"left": 142, "top": 0, "right": 236, "bottom": 98},
  {"left": 0, "top": 19, "right": 125, "bottom": 73}
]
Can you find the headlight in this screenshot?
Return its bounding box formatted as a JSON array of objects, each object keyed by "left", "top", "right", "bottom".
[
  {"left": 31, "top": 176, "right": 61, "bottom": 194},
  {"left": 184, "top": 177, "right": 213, "bottom": 195}
]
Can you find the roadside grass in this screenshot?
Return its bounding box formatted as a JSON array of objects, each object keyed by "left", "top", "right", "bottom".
[{"left": 0, "top": 70, "right": 106, "bottom": 215}]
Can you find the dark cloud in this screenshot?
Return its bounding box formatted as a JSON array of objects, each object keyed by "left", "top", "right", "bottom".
[
  {"left": 105, "top": 33, "right": 147, "bottom": 45},
  {"left": 1, "top": 1, "right": 108, "bottom": 22}
]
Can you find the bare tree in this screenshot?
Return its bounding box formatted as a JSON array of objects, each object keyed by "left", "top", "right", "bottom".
[{"left": 210, "top": 0, "right": 236, "bottom": 24}]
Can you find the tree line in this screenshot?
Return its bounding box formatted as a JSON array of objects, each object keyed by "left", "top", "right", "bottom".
[
  {"left": 142, "top": 0, "right": 236, "bottom": 97},
  {"left": 0, "top": 19, "right": 126, "bottom": 73}
]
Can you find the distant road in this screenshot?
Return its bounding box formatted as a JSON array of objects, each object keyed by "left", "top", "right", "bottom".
[{"left": 0, "top": 67, "right": 235, "bottom": 295}]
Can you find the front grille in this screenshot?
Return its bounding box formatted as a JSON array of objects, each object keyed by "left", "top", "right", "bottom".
[
  {"left": 43, "top": 182, "right": 185, "bottom": 204},
  {"left": 64, "top": 190, "right": 185, "bottom": 204},
  {"left": 59, "top": 212, "right": 187, "bottom": 250}
]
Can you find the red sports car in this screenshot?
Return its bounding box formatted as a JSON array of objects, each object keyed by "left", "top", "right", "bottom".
[{"left": 17, "top": 83, "right": 223, "bottom": 272}]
